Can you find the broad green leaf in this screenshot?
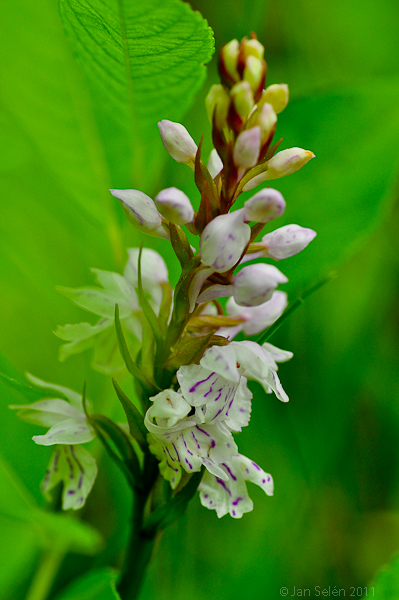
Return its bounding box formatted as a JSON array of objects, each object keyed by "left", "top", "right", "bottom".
[
  {"left": 59, "top": 0, "right": 214, "bottom": 190},
  {"left": 53, "top": 567, "right": 120, "bottom": 600},
  {"left": 367, "top": 553, "right": 399, "bottom": 599}
]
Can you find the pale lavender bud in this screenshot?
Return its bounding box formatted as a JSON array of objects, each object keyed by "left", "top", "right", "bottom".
[
  {"left": 232, "top": 263, "right": 288, "bottom": 306},
  {"left": 260, "top": 224, "right": 317, "bottom": 260},
  {"left": 233, "top": 127, "right": 261, "bottom": 168},
  {"left": 265, "top": 147, "right": 315, "bottom": 180},
  {"left": 243, "top": 55, "right": 264, "bottom": 94},
  {"left": 220, "top": 39, "right": 240, "bottom": 83},
  {"left": 260, "top": 84, "right": 289, "bottom": 114},
  {"left": 158, "top": 120, "right": 197, "bottom": 168},
  {"left": 207, "top": 149, "right": 223, "bottom": 179},
  {"left": 200, "top": 209, "right": 251, "bottom": 272},
  {"left": 225, "top": 291, "right": 288, "bottom": 336},
  {"left": 110, "top": 189, "right": 169, "bottom": 239},
  {"left": 155, "top": 187, "right": 194, "bottom": 225},
  {"left": 253, "top": 103, "right": 277, "bottom": 145},
  {"left": 242, "top": 38, "right": 265, "bottom": 61},
  {"left": 243, "top": 147, "right": 315, "bottom": 191},
  {"left": 231, "top": 81, "right": 254, "bottom": 121},
  {"left": 244, "top": 188, "right": 286, "bottom": 222},
  {"left": 205, "top": 84, "right": 230, "bottom": 130}
]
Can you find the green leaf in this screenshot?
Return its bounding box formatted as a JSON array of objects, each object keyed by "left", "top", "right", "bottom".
[
  {"left": 112, "top": 379, "right": 148, "bottom": 451},
  {"left": 53, "top": 567, "right": 120, "bottom": 600},
  {"left": 114, "top": 304, "right": 160, "bottom": 393},
  {"left": 141, "top": 470, "right": 203, "bottom": 536},
  {"left": 0, "top": 372, "right": 54, "bottom": 402},
  {"left": 368, "top": 553, "right": 399, "bottom": 599},
  {"left": 169, "top": 223, "right": 193, "bottom": 269},
  {"left": 164, "top": 331, "right": 214, "bottom": 371},
  {"left": 58, "top": 0, "right": 214, "bottom": 190}
]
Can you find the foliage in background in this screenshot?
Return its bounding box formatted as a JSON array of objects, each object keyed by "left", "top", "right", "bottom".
[{"left": 1, "top": 0, "right": 399, "bottom": 598}]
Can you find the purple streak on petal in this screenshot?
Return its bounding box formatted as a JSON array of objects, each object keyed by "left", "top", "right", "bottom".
[
  {"left": 251, "top": 461, "right": 261, "bottom": 470},
  {"left": 214, "top": 390, "right": 222, "bottom": 402},
  {"left": 166, "top": 460, "right": 179, "bottom": 473},
  {"left": 204, "top": 494, "right": 209, "bottom": 499},
  {"left": 216, "top": 478, "right": 232, "bottom": 496},
  {"left": 268, "top": 476, "right": 271, "bottom": 482},
  {"left": 232, "top": 510, "right": 236, "bottom": 516},
  {"left": 211, "top": 408, "right": 224, "bottom": 421},
  {"left": 172, "top": 443, "right": 180, "bottom": 462},
  {"left": 183, "top": 438, "right": 193, "bottom": 456},
  {"left": 189, "top": 372, "right": 215, "bottom": 393},
  {"left": 211, "top": 440, "right": 215, "bottom": 448},
  {"left": 185, "top": 458, "right": 193, "bottom": 470},
  {"left": 232, "top": 497, "right": 244, "bottom": 506},
  {"left": 196, "top": 425, "right": 210, "bottom": 437},
  {"left": 221, "top": 463, "right": 237, "bottom": 481},
  {"left": 70, "top": 446, "right": 85, "bottom": 482},
  {"left": 65, "top": 455, "right": 74, "bottom": 480},
  {"left": 78, "top": 476, "right": 83, "bottom": 489},
  {"left": 191, "top": 430, "right": 201, "bottom": 450},
  {"left": 68, "top": 490, "right": 76, "bottom": 495},
  {"left": 53, "top": 450, "right": 60, "bottom": 472}
]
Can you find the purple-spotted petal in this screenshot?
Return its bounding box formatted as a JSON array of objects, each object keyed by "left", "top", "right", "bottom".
[{"left": 42, "top": 445, "right": 97, "bottom": 511}]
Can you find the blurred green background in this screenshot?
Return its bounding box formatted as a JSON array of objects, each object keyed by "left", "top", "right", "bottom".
[{"left": 1, "top": 0, "right": 399, "bottom": 598}]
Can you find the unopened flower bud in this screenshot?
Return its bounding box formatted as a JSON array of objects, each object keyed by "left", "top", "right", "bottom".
[
  {"left": 241, "top": 38, "right": 265, "bottom": 61},
  {"left": 231, "top": 81, "right": 254, "bottom": 122},
  {"left": 158, "top": 120, "right": 197, "bottom": 168},
  {"left": 110, "top": 189, "right": 168, "bottom": 239},
  {"left": 219, "top": 39, "right": 240, "bottom": 85},
  {"left": 260, "top": 84, "right": 289, "bottom": 114},
  {"left": 243, "top": 147, "right": 315, "bottom": 191},
  {"left": 218, "top": 291, "right": 287, "bottom": 338},
  {"left": 205, "top": 84, "right": 230, "bottom": 130},
  {"left": 200, "top": 209, "right": 251, "bottom": 272},
  {"left": 260, "top": 224, "right": 317, "bottom": 260},
  {"left": 232, "top": 263, "right": 288, "bottom": 306},
  {"left": 266, "top": 147, "right": 315, "bottom": 180},
  {"left": 244, "top": 188, "right": 285, "bottom": 222},
  {"left": 155, "top": 187, "right": 194, "bottom": 225},
  {"left": 207, "top": 149, "right": 223, "bottom": 179},
  {"left": 233, "top": 127, "right": 261, "bottom": 168},
  {"left": 252, "top": 102, "right": 277, "bottom": 145},
  {"left": 243, "top": 55, "right": 265, "bottom": 96}
]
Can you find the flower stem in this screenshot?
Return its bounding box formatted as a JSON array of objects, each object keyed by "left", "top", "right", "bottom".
[
  {"left": 26, "top": 547, "right": 65, "bottom": 600},
  {"left": 117, "top": 458, "right": 159, "bottom": 600}
]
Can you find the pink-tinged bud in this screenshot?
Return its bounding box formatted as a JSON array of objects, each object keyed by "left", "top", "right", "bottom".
[
  {"left": 205, "top": 84, "right": 230, "bottom": 130},
  {"left": 252, "top": 103, "right": 277, "bottom": 145},
  {"left": 232, "top": 263, "right": 288, "bottom": 307},
  {"left": 244, "top": 188, "right": 286, "bottom": 222},
  {"left": 207, "top": 149, "right": 223, "bottom": 179},
  {"left": 225, "top": 291, "right": 288, "bottom": 336},
  {"left": 220, "top": 39, "right": 240, "bottom": 84},
  {"left": 231, "top": 81, "right": 254, "bottom": 121},
  {"left": 155, "top": 187, "right": 194, "bottom": 225},
  {"left": 265, "top": 147, "right": 315, "bottom": 180},
  {"left": 260, "top": 224, "right": 317, "bottom": 260},
  {"left": 233, "top": 126, "right": 261, "bottom": 168},
  {"left": 260, "top": 84, "right": 289, "bottom": 114},
  {"left": 110, "top": 189, "right": 169, "bottom": 239},
  {"left": 242, "top": 38, "right": 265, "bottom": 61},
  {"left": 242, "top": 147, "right": 315, "bottom": 192},
  {"left": 200, "top": 209, "right": 251, "bottom": 272},
  {"left": 158, "top": 120, "right": 197, "bottom": 168},
  {"left": 243, "top": 55, "right": 264, "bottom": 94}
]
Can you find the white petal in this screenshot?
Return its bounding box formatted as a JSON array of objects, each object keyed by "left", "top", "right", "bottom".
[
  {"left": 33, "top": 417, "right": 94, "bottom": 446},
  {"left": 200, "top": 345, "right": 240, "bottom": 383}
]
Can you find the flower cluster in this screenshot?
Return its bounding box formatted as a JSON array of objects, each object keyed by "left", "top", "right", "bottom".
[{"left": 11, "top": 35, "right": 317, "bottom": 520}]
